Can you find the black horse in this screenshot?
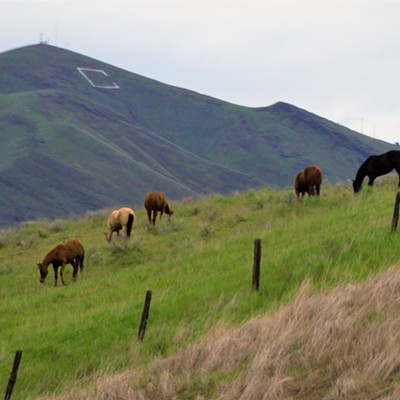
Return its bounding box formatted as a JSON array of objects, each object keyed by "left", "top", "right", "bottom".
[{"left": 353, "top": 150, "right": 400, "bottom": 193}]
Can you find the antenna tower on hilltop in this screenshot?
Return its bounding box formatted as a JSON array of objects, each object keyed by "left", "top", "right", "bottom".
[{"left": 38, "top": 32, "right": 48, "bottom": 45}]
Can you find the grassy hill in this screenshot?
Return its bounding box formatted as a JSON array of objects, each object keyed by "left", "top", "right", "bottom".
[
  {"left": 59, "top": 269, "right": 400, "bottom": 400},
  {"left": 1, "top": 177, "right": 400, "bottom": 399},
  {"left": 0, "top": 44, "right": 397, "bottom": 227}
]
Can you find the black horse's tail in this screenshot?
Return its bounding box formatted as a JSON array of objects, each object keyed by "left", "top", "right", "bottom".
[{"left": 126, "top": 212, "right": 134, "bottom": 238}]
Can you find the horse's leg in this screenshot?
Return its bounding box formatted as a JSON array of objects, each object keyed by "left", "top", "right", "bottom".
[
  {"left": 394, "top": 169, "right": 400, "bottom": 187},
  {"left": 60, "top": 262, "right": 67, "bottom": 286},
  {"left": 53, "top": 264, "right": 58, "bottom": 287},
  {"left": 367, "top": 175, "right": 375, "bottom": 186},
  {"left": 147, "top": 210, "right": 152, "bottom": 226},
  {"left": 152, "top": 211, "right": 157, "bottom": 226},
  {"left": 316, "top": 184, "right": 320, "bottom": 196},
  {"left": 71, "top": 261, "right": 78, "bottom": 282}
]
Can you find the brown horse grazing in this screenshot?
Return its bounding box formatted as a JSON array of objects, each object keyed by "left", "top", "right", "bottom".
[
  {"left": 294, "top": 166, "right": 324, "bottom": 200},
  {"left": 105, "top": 207, "right": 135, "bottom": 242},
  {"left": 37, "top": 239, "right": 84, "bottom": 286},
  {"left": 144, "top": 191, "right": 174, "bottom": 226}
]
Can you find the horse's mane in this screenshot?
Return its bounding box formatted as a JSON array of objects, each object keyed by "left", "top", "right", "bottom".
[{"left": 41, "top": 245, "right": 61, "bottom": 267}]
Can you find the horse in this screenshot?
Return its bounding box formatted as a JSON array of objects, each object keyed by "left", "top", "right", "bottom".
[
  {"left": 144, "top": 191, "right": 174, "bottom": 226},
  {"left": 352, "top": 150, "right": 400, "bottom": 193},
  {"left": 104, "top": 207, "right": 135, "bottom": 242},
  {"left": 294, "top": 166, "right": 323, "bottom": 201},
  {"left": 37, "top": 239, "right": 84, "bottom": 286}
]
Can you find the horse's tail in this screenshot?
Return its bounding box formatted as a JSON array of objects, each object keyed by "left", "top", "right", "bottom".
[
  {"left": 126, "top": 212, "right": 134, "bottom": 238},
  {"left": 80, "top": 252, "right": 84, "bottom": 272}
]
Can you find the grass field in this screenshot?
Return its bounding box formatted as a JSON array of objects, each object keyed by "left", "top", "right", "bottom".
[{"left": 1, "top": 177, "right": 400, "bottom": 399}]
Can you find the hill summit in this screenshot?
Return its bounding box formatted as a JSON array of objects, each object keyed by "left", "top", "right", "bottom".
[{"left": 0, "top": 44, "right": 395, "bottom": 226}]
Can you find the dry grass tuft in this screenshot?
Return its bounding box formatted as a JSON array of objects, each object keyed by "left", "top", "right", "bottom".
[{"left": 50, "top": 267, "right": 400, "bottom": 400}]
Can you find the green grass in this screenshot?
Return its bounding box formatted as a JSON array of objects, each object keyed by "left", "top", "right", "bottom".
[{"left": 1, "top": 178, "right": 400, "bottom": 399}]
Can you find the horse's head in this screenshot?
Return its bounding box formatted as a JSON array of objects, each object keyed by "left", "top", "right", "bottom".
[
  {"left": 165, "top": 208, "right": 174, "bottom": 220},
  {"left": 165, "top": 203, "right": 174, "bottom": 219},
  {"left": 352, "top": 179, "right": 362, "bottom": 194},
  {"left": 37, "top": 262, "right": 48, "bottom": 283},
  {"left": 104, "top": 231, "right": 112, "bottom": 243}
]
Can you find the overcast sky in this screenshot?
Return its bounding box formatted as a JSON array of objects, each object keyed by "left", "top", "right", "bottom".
[{"left": 2, "top": 0, "right": 400, "bottom": 144}]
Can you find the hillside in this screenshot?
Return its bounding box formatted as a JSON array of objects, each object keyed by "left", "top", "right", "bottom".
[
  {"left": 0, "top": 44, "right": 396, "bottom": 226},
  {"left": 2, "top": 178, "right": 400, "bottom": 399},
  {"left": 54, "top": 268, "right": 400, "bottom": 400}
]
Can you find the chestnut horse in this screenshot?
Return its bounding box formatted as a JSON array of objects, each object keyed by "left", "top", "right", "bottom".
[
  {"left": 105, "top": 207, "right": 135, "bottom": 242},
  {"left": 294, "top": 166, "right": 323, "bottom": 200},
  {"left": 352, "top": 150, "right": 400, "bottom": 193},
  {"left": 37, "top": 239, "right": 84, "bottom": 286},
  {"left": 144, "top": 191, "right": 173, "bottom": 226}
]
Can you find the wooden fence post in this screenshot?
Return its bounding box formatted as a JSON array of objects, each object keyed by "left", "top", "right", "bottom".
[
  {"left": 137, "top": 290, "right": 152, "bottom": 342},
  {"left": 4, "top": 350, "right": 23, "bottom": 400},
  {"left": 392, "top": 192, "right": 400, "bottom": 232},
  {"left": 252, "top": 239, "right": 261, "bottom": 291}
]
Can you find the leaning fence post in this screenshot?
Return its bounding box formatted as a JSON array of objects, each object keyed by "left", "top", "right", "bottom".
[
  {"left": 138, "top": 290, "right": 152, "bottom": 342},
  {"left": 392, "top": 192, "right": 400, "bottom": 232},
  {"left": 4, "top": 350, "right": 23, "bottom": 400},
  {"left": 252, "top": 239, "right": 262, "bottom": 291}
]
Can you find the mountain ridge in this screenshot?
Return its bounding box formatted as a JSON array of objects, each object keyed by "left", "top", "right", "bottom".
[{"left": 0, "top": 44, "right": 396, "bottom": 226}]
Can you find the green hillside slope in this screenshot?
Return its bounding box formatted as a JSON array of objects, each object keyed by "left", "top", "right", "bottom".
[
  {"left": 66, "top": 268, "right": 400, "bottom": 400},
  {"left": 1, "top": 179, "right": 400, "bottom": 399},
  {"left": 0, "top": 44, "right": 396, "bottom": 226},
  {"left": 0, "top": 89, "right": 260, "bottom": 224}
]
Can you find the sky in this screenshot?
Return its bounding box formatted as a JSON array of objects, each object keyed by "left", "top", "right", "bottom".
[{"left": 1, "top": 0, "right": 400, "bottom": 144}]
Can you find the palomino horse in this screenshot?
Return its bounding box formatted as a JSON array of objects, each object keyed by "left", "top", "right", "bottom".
[
  {"left": 37, "top": 239, "right": 84, "bottom": 286},
  {"left": 353, "top": 150, "right": 400, "bottom": 193},
  {"left": 144, "top": 191, "right": 173, "bottom": 226},
  {"left": 105, "top": 207, "right": 135, "bottom": 242},
  {"left": 294, "top": 165, "right": 323, "bottom": 201}
]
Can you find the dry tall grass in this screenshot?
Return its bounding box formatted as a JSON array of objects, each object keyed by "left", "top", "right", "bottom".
[{"left": 49, "top": 267, "right": 400, "bottom": 400}]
